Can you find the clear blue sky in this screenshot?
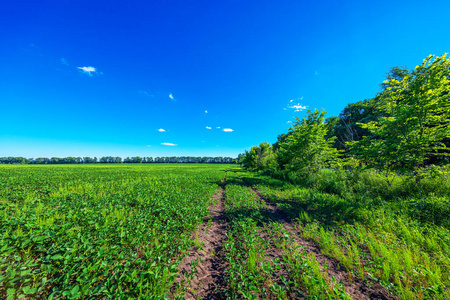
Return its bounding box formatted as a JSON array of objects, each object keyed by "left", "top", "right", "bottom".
[{"left": 1, "top": 0, "right": 450, "bottom": 158}]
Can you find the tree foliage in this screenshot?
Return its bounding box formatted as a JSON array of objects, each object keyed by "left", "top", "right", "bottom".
[
  {"left": 326, "top": 67, "right": 410, "bottom": 152},
  {"left": 348, "top": 54, "right": 450, "bottom": 172},
  {"left": 277, "top": 109, "right": 340, "bottom": 177},
  {"left": 241, "top": 109, "right": 341, "bottom": 178},
  {"left": 241, "top": 142, "right": 277, "bottom": 172},
  {"left": 0, "top": 156, "right": 237, "bottom": 164},
  {"left": 240, "top": 53, "right": 449, "bottom": 179}
]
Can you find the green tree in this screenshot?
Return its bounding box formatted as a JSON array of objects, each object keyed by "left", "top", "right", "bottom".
[
  {"left": 327, "top": 98, "right": 384, "bottom": 151},
  {"left": 348, "top": 54, "right": 450, "bottom": 173},
  {"left": 326, "top": 66, "right": 409, "bottom": 152},
  {"left": 277, "top": 109, "right": 340, "bottom": 177},
  {"left": 242, "top": 142, "right": 278, "bottom": 172}
]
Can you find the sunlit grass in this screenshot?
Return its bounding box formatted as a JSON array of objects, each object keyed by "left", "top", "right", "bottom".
[{"left": 252, "top": 171, "right": 450, "bottom": 299}]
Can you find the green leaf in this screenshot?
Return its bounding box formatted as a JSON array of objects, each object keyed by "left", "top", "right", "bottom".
[
  {"left": 6, "top": 288, "right": 16, "bottom": 295},
  {"left": 22, "top": 285, "right": 37, "bottom": 294},
  {"left": 51, "top": 254, "right": 64, "bottom": 260}
]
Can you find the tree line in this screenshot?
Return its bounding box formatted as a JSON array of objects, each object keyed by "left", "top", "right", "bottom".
[
  {"left": 0, "top": 156, "right": 237, "bottom": 164},
  {"left": 240, "top": 54, "right": 450, "bottom": 178}
]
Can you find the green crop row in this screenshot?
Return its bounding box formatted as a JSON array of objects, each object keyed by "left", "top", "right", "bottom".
[{"left": 223, "top": 173, "right": 275, "bottom": 299}]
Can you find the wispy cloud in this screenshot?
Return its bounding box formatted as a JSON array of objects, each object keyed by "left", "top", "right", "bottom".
[
  {"left": 158, "top": 128, "right": 166, "bottom": 132},
  {"left": 315, "top": 70, "right": 318, "bottom": 75},
  {"left": 138, "top": 90, "right": 153, "bottom": 97},
  {"left": 61, "top": 58, "right": 69, "bottom": 66},
  {"left": 77, "top": 66, "right": 97, "bottom": 76},
  {"left": 206, "top": 126, "right": 212, "bottom": 129},
  {"left": 161, "top": 142, "right": 177, "bottom": 146},
  {"left": 289, "top": 96, "right": 303, "bottom": 103},
  {"left": 216, "top": 126, "right": 221, "bottom": 129},
  {"left": 287, "top": 121, "right": 292, "bottom": 123},
  {"left": 205, "top": 110, "right": 208, "bottom": 113},
  {"left": 223, "top": 128, "right": 234, "bottom": 132},
  {"left": 169, "top": 93, "right": 176, "bottom": 101},
  {"left": 147, "top": 145, "right": 152, "bottom": 147}
]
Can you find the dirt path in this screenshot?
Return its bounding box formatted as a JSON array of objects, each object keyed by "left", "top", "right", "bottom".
[
  {"left": 249, "top": 187, "right": 397, "bottom": 300},
  {"left": 171, "top": 173, "right": 228, "bottom": 299}
]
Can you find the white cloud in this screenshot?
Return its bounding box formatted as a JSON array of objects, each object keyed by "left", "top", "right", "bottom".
[
  {"left": 205, "top": 110, "right": 208, "bottom": 113},
  {"left": 158, "top": 128, "right": 166, "bottom": 132},
  {"left": 223, "top": 128, "right": 234, "bottom": 132},
  {"left": 169, "top": 93, "right": 175, "bottom": 101},
  {"left": 286, "top": 97, "right": 307, "bottom": 112},
  {"left": 206, "top": 126, "right": 212, "bottom": 129},
  {"left": 289, "top": 104, "right": 307, "bottom": 112},
  {"left": 61, "top": 58, "right": 69, "bottom": 66},
  {"left": 216, "top": 126, "right": 221, "bottom": 129},
  {"left": 287, "top": 121, "right": 292, "bottom": 123},
  {"left": 161, "top": 142, "right": 177, "bottom": 146},
  {"left": 77, "top": 66, "right": 97, "bottom": 76}
]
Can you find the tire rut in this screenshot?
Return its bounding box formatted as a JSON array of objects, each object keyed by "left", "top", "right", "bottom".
[
  {"left": 248, "top": 186, "right": 397, "bottom": 300},
  {"left": 170, "top": 173, "right": 228, "bottom": 299}
]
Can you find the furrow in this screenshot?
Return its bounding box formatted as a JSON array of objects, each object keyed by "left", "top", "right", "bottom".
[
  {"left": 171, "top": 173, "right": 228, "bottom": 300},
  {"left": 250, "top": 186, "right": 397, "bottom": 300}
]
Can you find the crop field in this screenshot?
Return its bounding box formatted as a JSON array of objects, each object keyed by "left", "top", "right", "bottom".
[
  {"left": 1, "top": 164, "right": 449, "bottom": 299},
  {"left": 0, "top": 164, "right": 228, "bottom": 299}
]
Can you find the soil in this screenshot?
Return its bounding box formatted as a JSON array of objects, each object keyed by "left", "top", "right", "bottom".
[{"left": 170, "top": 174, "right": 228, "bottom": 300}]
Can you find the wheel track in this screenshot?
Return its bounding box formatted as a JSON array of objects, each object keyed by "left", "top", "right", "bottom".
[
  {"left": 248, "top": 186, "right": 397, "bottom": 300},
  {"left": 170, "top": 173, "right": 228, "bottom": 299}
]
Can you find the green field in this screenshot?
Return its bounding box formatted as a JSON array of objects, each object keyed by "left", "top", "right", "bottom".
[
  {"left": 0, "top": 164, "right": 230, "bottom": 299},
  {"left": 1, "top": 164, "right": 449, "bottom": 299}
]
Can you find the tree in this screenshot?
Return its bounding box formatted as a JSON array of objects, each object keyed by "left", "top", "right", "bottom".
[
  {"left": 326, "top": 67, "right": 410, "bottom": 152},
  {"left": 277, "top": 109, "right": 341, "bottom": 177},
  {"left": 348, "top": 54, "right": 450, "bottom": 173},
  {"left": 327, "top": 99, "right": 384, "bottom": 151},
  {"left": 241, "top": 142, "right": 277, "bottom": 172},
  {"left": 272, "top": 132, "right": 291, "bottom": 152}
]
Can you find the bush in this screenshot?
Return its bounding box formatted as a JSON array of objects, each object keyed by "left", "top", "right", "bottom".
[
  {"left": 304, "top": 169, "right": 351, "bottom": 197},
  {"left": 407, "top": 196, "right": 450, "bottom": 228},
  {"left": 286, "top": 167, "right": 450, "bottom": 201}
]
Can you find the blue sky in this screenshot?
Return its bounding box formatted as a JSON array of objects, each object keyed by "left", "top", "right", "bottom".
[{"left": 1, "top": 0, "right": 450, "bottom": 158}]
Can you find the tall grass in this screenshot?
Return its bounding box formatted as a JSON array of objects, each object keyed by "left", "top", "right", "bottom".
[
  {"left": 284, "top": 167, "right": 450, "bottom": 228},
  {"left": 243, "top": 168, "right": 450, "bottom": 299}
]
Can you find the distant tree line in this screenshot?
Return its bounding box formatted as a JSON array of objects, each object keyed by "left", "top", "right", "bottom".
[
  {"left": 240, "top": 54, "right": 450, "bottom": 178},
  {"left": 0, "top": 156, "right": 237, "bottom": 164}
]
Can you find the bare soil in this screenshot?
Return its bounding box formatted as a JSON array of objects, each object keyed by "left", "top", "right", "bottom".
[{"left": 170, "top": 174, "right": 228, "bottom": 300}]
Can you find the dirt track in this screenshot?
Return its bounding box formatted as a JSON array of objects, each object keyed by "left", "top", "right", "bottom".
[{"left": 171, "top": 174, "right": 228, "bottom": 300}]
